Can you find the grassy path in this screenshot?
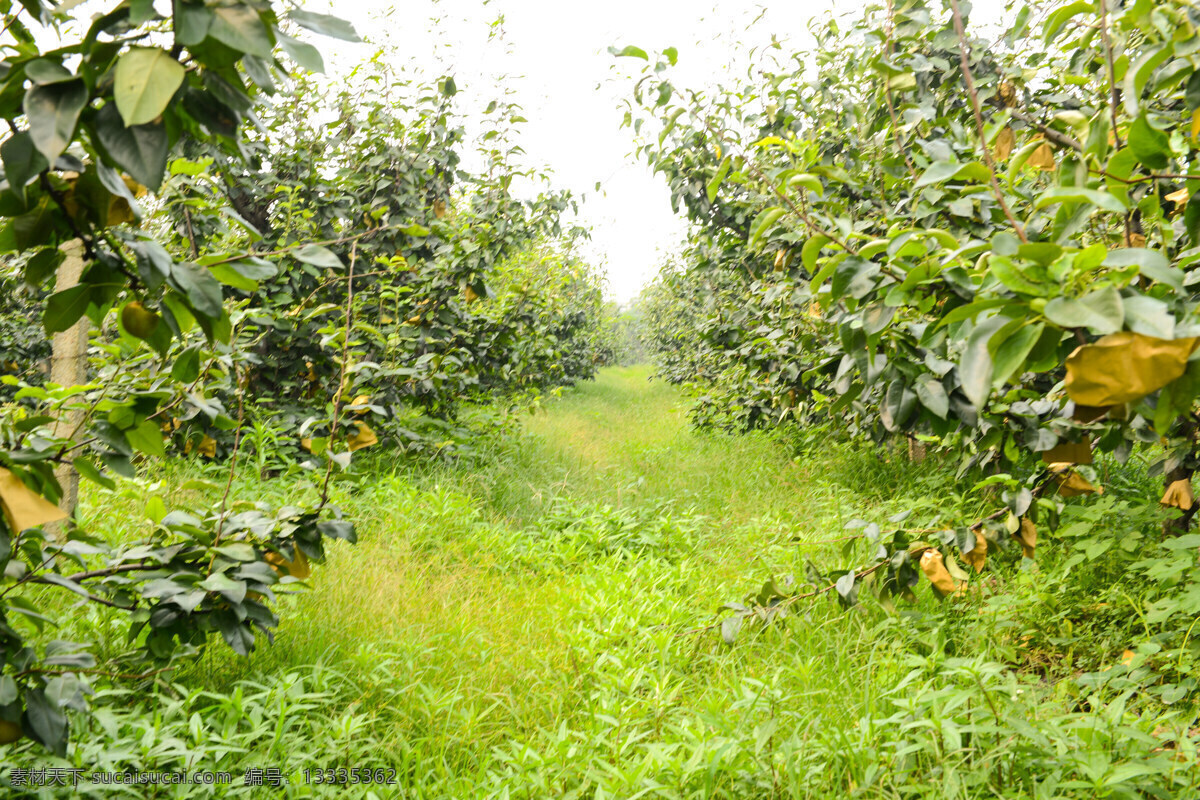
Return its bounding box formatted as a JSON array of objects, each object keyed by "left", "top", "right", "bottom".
[
  {"left": 52, "top": 368, "right": 1200, "bottom": 798},
  {"left": 172, "top": 366, "right": 935, "bottom": 798}
]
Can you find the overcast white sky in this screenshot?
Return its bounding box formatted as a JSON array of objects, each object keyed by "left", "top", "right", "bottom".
[{"left": 302, "top": 0, "right": 845, "bottom": 302}]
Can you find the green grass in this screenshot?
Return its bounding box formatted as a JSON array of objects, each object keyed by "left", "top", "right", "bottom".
[{"left": 7, "top": 366, "right": 1200, "bottom": 798}]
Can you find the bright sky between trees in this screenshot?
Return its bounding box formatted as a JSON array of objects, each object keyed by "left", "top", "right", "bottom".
[{"left": 313, "top": 0, "right": 848, "bottom": 303}]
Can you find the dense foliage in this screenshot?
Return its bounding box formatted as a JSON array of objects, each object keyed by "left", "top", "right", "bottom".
[
  {"left": 0, "top": 0, "right": 611, "bottom": 754},
  {"left": 630, "top": 0, "right": 1200, "bottom": 609}
]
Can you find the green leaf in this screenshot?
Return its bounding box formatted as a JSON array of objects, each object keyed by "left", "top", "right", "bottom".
[
  {"left": 23, "top": 58, "right": 74, "bottom": 85},
  {"left": 1103, "top": 148, "right": 1138, "bottom": 207},
  {"left": 1104, "top": 248, "right": 1181, "bottom": 290},
  {"left": 938, "top": 298, "right": 1012, "bottom": 327},
  {"left": 1123, "top": 295, "right": 1175, "bottom": 339},
  {"left": 91, "top": 103, "right": 169, "bottom": 190},
  {"left": 228, "top": 257, "right": 276, "bottom": 281},
  {"left": 25, "top": 688, "right": 67, "bottom": 755},
  {"left": 209, "top": 262, "right": 259, "bottom": 290},
  {"left": 199, "top": 571, "right": 247, "bottom": 603},
  {"left": 1, "top": 131, "right": 49, "bottom": 203},
  {"left": 113, "top": 48, "right": 186, "bottom": 126},
  {"left": 706, "top": 156, "right": 731, "bottom": 203},
  {"left": 289, "top": 9, "right": 360, "bottom": 41},
  {"left": 276, "top": 30, "right": 323, "bottom": 73},
  {"left": 1124, "top": 45, "right": 1171, "bottom": 117},
  {"left": 1016, "top": 242, "right": 1063, "bottom": 266},
  {"left": 1128, "top": 114, "right": 1171, "bottom": 170},
  {"left": 209, "top": 4, "right": 275, "bottom": 58},
  {"left": 991, "top": 322, "right": 1043, "bottom": 385},
  {"left": 23, "top": 79, "right": 87, "bottom": 163},
  {"left": 831, "top": 258, "right": 880, "bottom": 300},
  {"left": 915, "top": 161, "right": 989, "bottom": 188},
  {"left": 125, "top": 419, "right": 165, "bottom": 456},
  {"left": 609, "top": 45, "right": 649, "bottom": 60},
  {"left": 169, "top": 261, "right": 223, "bottom": 318},
  {"left": 73, "top": 457, "right": 115, "bottom": 490},
  {"left": 172, "top": 0, "right": 213, "bottom": 46},
  {"left": 1043, "top": 286, "right": 1124, "bottom": 334},
  {"left": 959, "top": 315, "right": 1008, "bottom": 408},
  {"left": 1042, "top": 0, "right": 1092, "bottom": 44},
  {"left": 1034, "top": 187, "right": 1127, "bottom": 215},
  {"left": 293, "top": 244, "right": 342, "bottom": 268},
  {"left": 914, "top": 374, "right": 949, "bottom": 419},
  {"left": 43, "top": 285, "right": 90, "bottom": 334},
  {"left": 748, "top": 207, "right": 785, "bottom": 249},
  {"left": 23, "top": 247, "right": 61, "bottom": 285},
  {"left": 802, "top": 235, "right": 831, "bottom": 272},
  {"left": 0, "top": 675, "right": 16, "bottom": 705},
  {"left": 988, "top": 256, "right": 1045, "bottom": 295},
  {"left": 171, "top": 345, "right": 201, "bottom": 383},
  {"left": 787, "top": 173, "right": 823, "bottom": 196}
]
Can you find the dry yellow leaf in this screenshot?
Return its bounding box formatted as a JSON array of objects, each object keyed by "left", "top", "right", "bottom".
[
  {"left": 999, "top": 80, "right": 1018, "bottom": 108},
  {"left": 1029, "top": 139, "right": 1056, "bottom": 170},
  {"left": 300, "top": 438, "right": 313, "bottom": 453},
  {"left": 1041, "top": 436, "right": 1092, "bottom": 465},
  {"left": 107, "top": 196, "right": 137, "bottom": 227},
  {"left": 1192, "top": 108, "right": 1200, "bottom": 141},
  {"left": 265, "top": 547, "right": 311, "bottom": 579},
  {"left": 346, "top": 422, "right": 378, "bottom": 452},
  {"left": 994, "top": 126, "right": 1015, "bottom": 160},
  {"left": 349, "top": 395, "right": 371, "bottom": 416},
  {"left": 1049, "top": 463, "right": 1103, "bottom": 497},
  {"left": 1065, "top": 332, "right": 1198, "bottom": 406},
  {"left": 197, "top": 436, "right": 216, "bottom": 458},
  {"left": 1166, "top": 188, "right": 1189, "bottom": 213},
  {"left": 123, "top": 175, "right": 147, "bottom": 198},
  {"left": 434, "top": 199, "right": 447, "bottom": 219},
  {"left": 808, "top": 303, "right": 822, "bottom": 319},
  {"left": 1160, "top": 478, "right": 1195, "bottom": 510},
  {"left": 0, "top": 467, "right": 67, "bottom": 534},
  {"left": 963, "top": 531, "right": 988, "bottom": 572},
  {"left": 1013, "top": 517, "right": 1037, "bottom": 558},
  {"left": 463, "top": 286, "right": 479, "bottom": 303},
  {"left": 1120, "top": 649, "right": 1135, "bottom": 666},
  {"left": 774, "top": 250, "right": 786, "bottom": 270},
  {"left": 920, "top": 549, "right": 960, "bottom": 595}
]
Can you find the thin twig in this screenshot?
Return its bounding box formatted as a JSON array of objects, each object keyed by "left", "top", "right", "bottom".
[
  {"left": 1008, "top": 108, "right": 1082, "bottom": 152},
  {"left": 948, "top": 0, "right": 1029, "bottom": 243},
  {"left": 319, "top": 240, "right": 357, "bottom": 509},
  {"left": 66, "top": 562, "right": 155, "bottom": 582},
  {"left": 883, "top": 0, "right": 918, "bottom": 178},
  {"left": 203, "top": 223, "right": 405, "bottom": 269},
  {"left": 29, "top": 578, "right": 134, "bottom": 610},
  {"left": 182, "top": 206, "right": 200, "bottom": 259},
  {"left": 210, "top": 363, "right": 247, "bottom": 553},
  {"left": 15, "top": 665, "right": 171, "bottom": 681},
  {"left": 1097, "top": 0, "right": 1122, "bottom": 150}
]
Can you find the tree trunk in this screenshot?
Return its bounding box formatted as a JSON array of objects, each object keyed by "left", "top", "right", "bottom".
[{"left": 47, "top": 239, "right": 88, "bottom": 540}]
